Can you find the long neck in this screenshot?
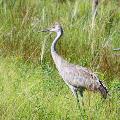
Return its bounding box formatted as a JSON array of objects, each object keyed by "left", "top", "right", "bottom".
[
  {"left": 51, "top": 30, "right": 62, "bottom": 53},
  {"left": 51, "top": 29, "right": 66, "bottom": 72}
]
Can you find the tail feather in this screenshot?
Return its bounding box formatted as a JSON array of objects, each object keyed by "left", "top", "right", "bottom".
[{"left": 98, "top": 80, "right": 108, "bottom": 99}]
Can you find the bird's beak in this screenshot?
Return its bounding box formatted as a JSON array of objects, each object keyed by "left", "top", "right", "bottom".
[{"left": 41, "top": 28, "right": 50, "bottom": 32}]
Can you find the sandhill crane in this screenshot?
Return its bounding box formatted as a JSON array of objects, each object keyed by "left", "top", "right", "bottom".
[{"left": 42, "top": 22, "right": 108, "bottom": 103}]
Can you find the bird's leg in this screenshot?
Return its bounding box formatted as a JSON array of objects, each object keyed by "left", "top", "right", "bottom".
[
  {"left": 70, "top": 86, "right": 79, "bottom": 102},
  {"left": 79, "top": 90, "right": 83, "bottom": 97},
  {"left": 78, "top": 88, "right": 86, "bottom": 117},
  {"left": 79, "top": 89, "right": 84, "bottom": 106},
  {"left": 69, "top": 85, "right": 80, "bottom": 108}
]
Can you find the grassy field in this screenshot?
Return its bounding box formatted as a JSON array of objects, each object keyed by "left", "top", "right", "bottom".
[{"left": 0, "top": 0, "right": 120, "bottom": 120}]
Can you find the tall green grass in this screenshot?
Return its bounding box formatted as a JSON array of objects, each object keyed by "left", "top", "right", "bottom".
[
  {"left": 0, "top": 0, "right": 119, "bottom": 72},
  {"left": 0, "top": 57, "right": 119, "bottom": 120},
  {"left": 0, "top": 0, "right": 120, "bottom": 119}
]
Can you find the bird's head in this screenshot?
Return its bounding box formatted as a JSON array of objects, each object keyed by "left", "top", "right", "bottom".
[{"left": 41, "top": 22, "right": 63, "bottom": 33}]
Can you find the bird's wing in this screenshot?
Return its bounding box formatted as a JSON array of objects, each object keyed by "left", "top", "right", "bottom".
[{"left": 61, "top": 63, "right": 100, "bottom": 90}]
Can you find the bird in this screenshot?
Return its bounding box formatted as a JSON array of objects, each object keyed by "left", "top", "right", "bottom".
[{"left": 41, "top": 22, "right": 108, "bottom": 103}]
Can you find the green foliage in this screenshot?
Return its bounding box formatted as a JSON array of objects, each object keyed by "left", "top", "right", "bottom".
[
  {"left": 0, "top": 0, "right": 120, "bottom": 119},
  {"left": 0, "top": 57, "right": 119, "bottom": 120},
  {"left": 0, "top": 58, "right": 120, "bottom": 120},
  {"left": 0, "top": 0, "right": 119, "bottom": 75}
]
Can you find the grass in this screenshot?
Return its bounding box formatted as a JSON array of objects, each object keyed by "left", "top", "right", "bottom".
[
  {"left": 0, "top": 57, "right": 119, "bottom": 120},
  {"left": 0, "top": 0, "right": 120, "bottom": 120}
]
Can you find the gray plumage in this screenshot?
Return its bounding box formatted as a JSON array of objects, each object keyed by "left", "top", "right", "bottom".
[{"left": 42, "top": 22, "right": 108, "bottom": 102}]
